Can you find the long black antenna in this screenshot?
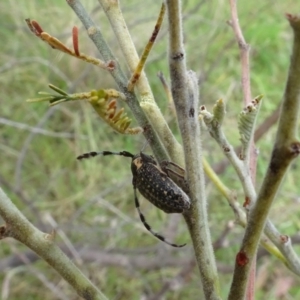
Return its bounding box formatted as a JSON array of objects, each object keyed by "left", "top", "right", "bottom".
[{"left": 77, "top": 150, "right": 134, "bottom": 160}]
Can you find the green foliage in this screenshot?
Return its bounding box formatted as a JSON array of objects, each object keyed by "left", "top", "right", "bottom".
[{"left": 0, "top": 0, "right": 299, "bottom": 299}]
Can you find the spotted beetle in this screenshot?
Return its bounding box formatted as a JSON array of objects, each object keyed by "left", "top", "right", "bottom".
[{"left": 77, "top": 151, "right": 190, "bottom": 247}]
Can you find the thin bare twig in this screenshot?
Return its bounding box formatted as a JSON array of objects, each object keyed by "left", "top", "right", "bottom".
[
  {"left": 0, "top": 117, "right": 83, "bottom": 139},
  {"left": 228, "top": 1, "right": 256, "bottom": 299},
  {"left": 14, "top": 108, "right": 57, "bottom": 191},
  {"left": 228, "top": 0, "right": 251, "bottom": 106}
]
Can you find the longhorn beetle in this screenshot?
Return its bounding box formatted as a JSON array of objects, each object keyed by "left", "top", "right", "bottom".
[{"left": 77, "top": 151, "right": 190, "bottom": 247}]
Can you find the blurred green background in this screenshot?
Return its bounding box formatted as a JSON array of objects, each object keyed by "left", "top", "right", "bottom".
[{"left": 0, "top": 0, "right": 299, "bottom": 299}]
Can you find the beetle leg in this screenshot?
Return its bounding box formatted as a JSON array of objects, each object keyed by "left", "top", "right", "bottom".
[{"left": 133, "top": 188, "right": 186, "bottom": 248}]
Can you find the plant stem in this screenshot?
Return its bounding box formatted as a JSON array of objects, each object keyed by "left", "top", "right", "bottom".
[
  {"left": 228, "top": 14, "right": 300, "bottom": 300},
  {"left": 66, "top": 0, "right": 168, "bottom": 162},
  {"left": 165, "top": 0, "right": 220, "bottom": 299},
  {"left": 0, "top": 188, "right": 108, "bottom": 300},
  {"left": 98, "top": 0, "right": 184, "bottom": 165}
]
